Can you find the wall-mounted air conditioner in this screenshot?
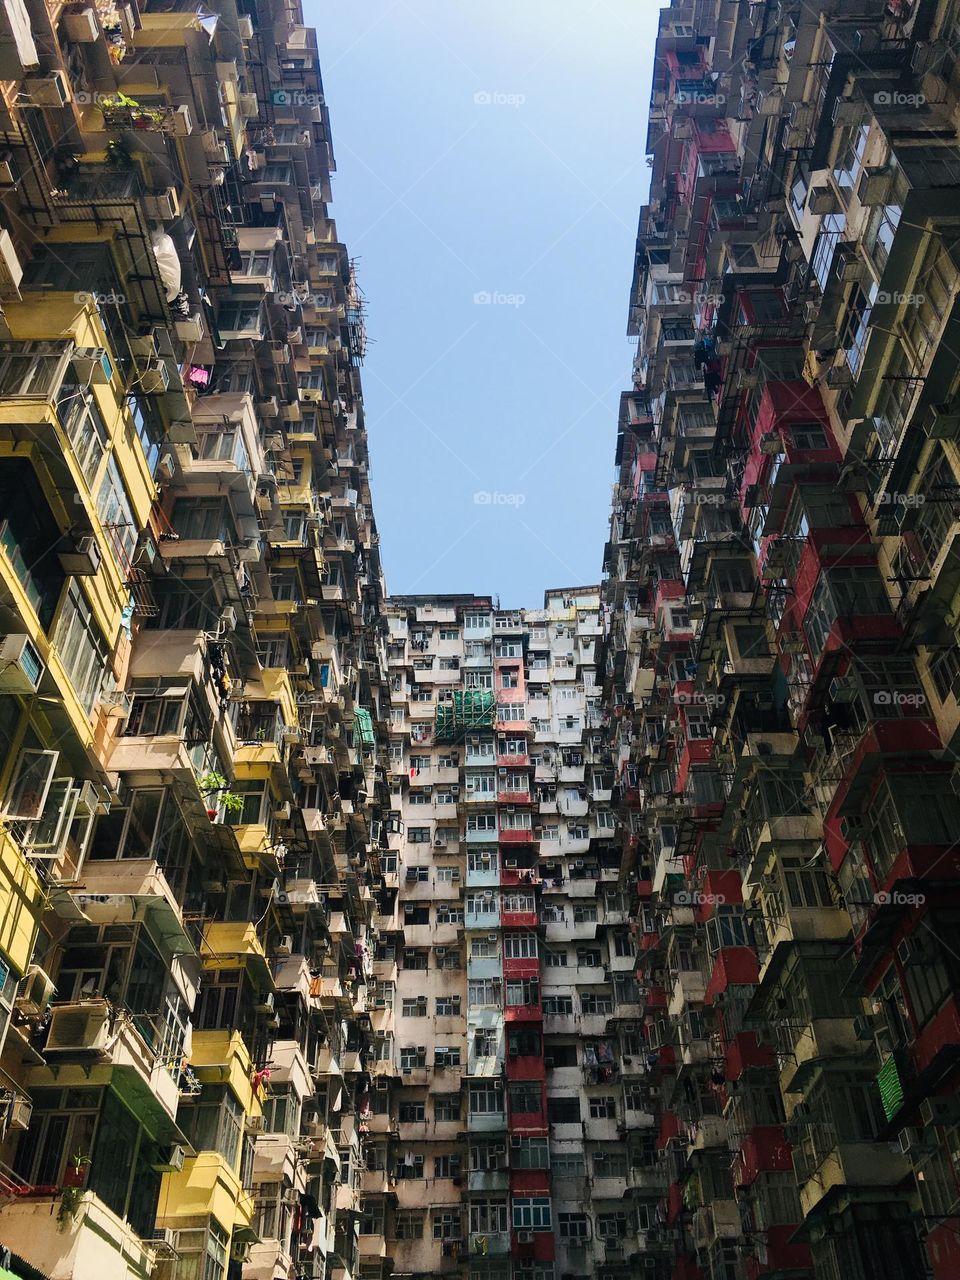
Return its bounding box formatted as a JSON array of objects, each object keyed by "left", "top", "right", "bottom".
[{"left": 0, "top": 634, "right": 44, "bottom": 693}]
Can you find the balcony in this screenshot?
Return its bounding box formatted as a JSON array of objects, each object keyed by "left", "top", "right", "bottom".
[
  {"left": 0, "top": 1192, "right": 156, "bottom": 1280},
  {"left": 469, "top": 1231, "right": 511, "bottom": 1256},
  {"left": 779, "top": 1017, "right": 868, "bottom": 1094},
  {"left": 30, "top": 999, "right": 183, "bottom": 1125}
]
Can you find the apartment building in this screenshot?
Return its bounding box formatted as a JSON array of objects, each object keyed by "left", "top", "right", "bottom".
[
  {"left": 0, "top": 5, "right": 393, "bottom": 1280},
  {"left": 370, "top": 593, "right": 656, "bottom": 1280},
  {"left": 599, "top": 1, "right": 960, "bottom": 1278}
]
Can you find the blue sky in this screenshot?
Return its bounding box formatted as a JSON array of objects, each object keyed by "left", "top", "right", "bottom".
[{"left": 313, "top": 1, "right": 661, "bottom": 607}]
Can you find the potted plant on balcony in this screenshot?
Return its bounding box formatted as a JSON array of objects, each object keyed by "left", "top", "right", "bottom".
[
  {"left": 62, "top": 1152, "right": 91, "bottom": 1188},
  {"left": 58, "top": 1153, "right": 92, "bottom": 1228},
  {"left": 197, "top": 771, "right": 244, "bottom": 821}
]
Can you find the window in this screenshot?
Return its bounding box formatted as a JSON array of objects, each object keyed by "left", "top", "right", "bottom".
[
  {"left": 471, "top": 1199, "right": 508, "bottom": 1233},
  {"left": 900, "top": 927, "right": 952, "bottom": 1028},
  {"left": 467, "top": 772, "right": 496, "bottom": 794},
  {"left": 55, "top": 583, "right": 110, "bottom": 712},
  {"left": 216, "top": 303, "right": 262, "bottom": 336},
  {"left": 466, "top": 892, "right": 498, "bottom": 916},
  {"left": 790, "top": 423, "right": 829, "bottom": 451},
  {"left": 513, "top": 1198, "right": 552, "bottom": 1230},
  {"left": 468, "top": 849, "right": 499, "bottom": 874},
  {"left": 593, "top": 1151, "right": 628, "bottom": 1178},
  {"left": 468, "top": 979, "right": 501, "bottom": 1007},
  {"left": 553, "top": 1155, "right": 586, "bottom": 1180},
  {"left": 812, "top": 212, "right": 845, "bottom": 291},
  {"left": 402, "top": 949, "right": 428, "bottom": 970},
  {"left": 181, "top": 1086, "right": 244, "bottom": 1167},
  {"left": 502, "top": 891, "right": 535, "bottom": 913},
  {"left": 508, "top": 1082, "right": 541, "bottom": 1114},
  {"left": 928, "top": 644, "right": 960, "bottom": 704},
  {"left": 401, "top": 997, "right": 428, "bottom": 1017},
  {"left": 543, "top": 995, "right": 573, "bottom": 1014},
  {"left": 589, "top": 1096, "right": 616, "bottom": 1119},
  {"left": 558, "top": 1213, "right": 591, "bottom": 1241},
  {"left": 468, "top": 813, "right": 497, "bottom": 832},
  {"left": 500, "top": 810, "right": 532, "bottom": 830},
  {"left": 395, "top": 1212, "right": 424, "bottom": 1239},
  {"left": 437, "top": 866, "right": 460, "bottom": 883},
  {"left": 470, "top": 1142, "right": 505, "bottom": 1171},
  {"left": 408, "top": 826, "right": 430, "bottom": 843},
  {"left": 469, "top": 1082, "right": 504, "bottom": 1114},
  {"left": 62, "top": 392, "right": 107, "bottom": 487},
  {"left": 398, "top": 1103, "right": 425, "bottom": 1123},
  {"left": 434, "top": 1094, "right": 461, "bottom": 1121},
  {"left": 506, "top": 978, "right": 540, "bottom": 1007},
  {"left": 547, "top": 1095, "right": 581, "bottom": 1124},
  {"left": 433, "top": 1210, "right": 462, "bottom": 1241},
  {"left": 436, "top": 904, "right": 463, "bottom": 925},
  {"left": 503, "top": 933, "right": 537, "bottom": 958},
  {"left": 498, "top": 703, "right": 526, "bottom": 721},
  {"left": 400, "top": 1046, "right": 426, "bottom": 1070},
  {"left": 512, "top": 1137, "right": 549, "bottom": 1170},
  {"left": 172, "top": 1220, "right": 229, "bottom": 1280},
  {"left": 435, "top": 996, "right": 461, "bottom": 1016},
  {"left": 434, "top": 1046, "right": 461, "bottom": 1067},
  {"left": 596, "top": 1213, "right": 628, "bottom": 1242},
  {"left": 474, "top": 1028, "right": 498, "bottom": 1058}
]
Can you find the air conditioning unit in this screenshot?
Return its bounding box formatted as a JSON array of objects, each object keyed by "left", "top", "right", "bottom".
[
  {"left": 9, "top": 1094, "right": 33, "bottom": 1130},
  {"left": 275, "top": 802, "right": 292, "bottom": 821},
  {"left": 808, "top": 185, "right": 840, "bottom": 216},
  {"left": 833, "top": 97, "right": 868, "bottom": 127},
  {"left": 45, "top": 1001, "right": 111, "bottom": 1055},
  {"left": 510, "top": 1133, "right": 523, "bottom": 1147},
  {"left": 71, "top": 346, "right": 112, "bottom": 386},
  {"left": 758, "top": 431, "right": 781, "bottom": 455},
  {"left": 16, "top": 964, "right": 55, "bottom": 1017},
  {"left": 63, "top": 7, "right": 100, "bottom": 41},
  {"left": 58, "top": 534, "right": 102, "bottom": 577},
  {"left": 256, "top": 992, "right": 275, "bottom": 1014},
  {"left": 238, "top": 92, "right": 259, "bottom": 118},
  {"left": 858, "top": 166, "right": 895, "bottom": 206},
  {"left": 152, "top": 1144, "right": 187, "bottom": 1172},
  {"left": 237, "top": 15, "right": 253, "bottom": 38},
  {"left": 920, "top": 1095, "right": 960, "bottom": 1126},
  {"left": 276, "top": 934, "right": 293, "bottom": 957},
  {"left": 144, "top": 188, "right": 181, "bottom": 221},
  {"left": 517, "top": 1232, "right": 534, "bottom": 1244},
  {"left": 0, "top": 634, "right": 45, "bottom": 693},
  {"left": 24, "top": 70, "right": 71, "bottom": 106},
  {"left": 138, "top": 358, "right": 170, "bottom": 394},
  {"left": 171, "top": 103, "right": 193, "bottom": 135},
  {"left": 899, "top": 1126, "right": 936, "bottom": 1155}
]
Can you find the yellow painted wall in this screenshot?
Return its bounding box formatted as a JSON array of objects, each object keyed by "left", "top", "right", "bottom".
[{"left": 0, "top": 826, "right": 42, "bottom": 976}]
